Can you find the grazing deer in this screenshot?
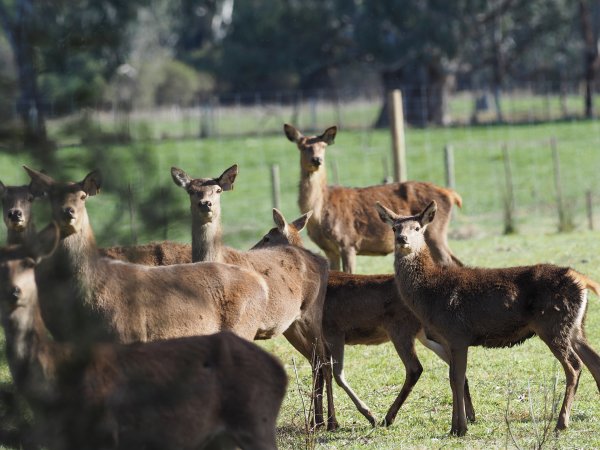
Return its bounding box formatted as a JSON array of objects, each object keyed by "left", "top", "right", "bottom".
[
  {"left": 171, "top": 165, "right": 337, "bottom": 430},
  {"left": 284, "top": 123, "right": 463, "bottom": 273},
  {"left": 0, "top": 180, "right": 37, "bottom": 245},
  {"left": 254, "top": 209, "right": 476, "bottom": 428},
  {"left": 23, "top": 166, "right": 274, "bottom": 346},
  {"left": 0, "top": 225, "right": 287, "bottom": 450},
  {"left": 376, "top": 200, "right": 600, "bottom": 436}
]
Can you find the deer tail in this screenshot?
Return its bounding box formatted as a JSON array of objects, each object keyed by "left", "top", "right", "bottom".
[
  {"left": 568, "top": 269, "right": 600, "bottom": 296},
  {"left": 443, "top": 188, "right": 463, "bottom": 209}
]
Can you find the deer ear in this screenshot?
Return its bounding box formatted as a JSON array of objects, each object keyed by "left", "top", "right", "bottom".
[
  {"left": 420, "top": 201, "right": 437, "bottom": 226},
  {"left": 217, "top": 164, "right": 238, "bottom": 191},
  {"left": 291, "top": 211, "right": 312, "bottom": 232},
  {"left": 320, "top": 126, "right": 337, "bottom": 145},
  {"left": 171, "top": 167, "right": 191, "bottom": 189},
  {"left": 81, "top": 170, "right": 102, "bottom": 196},
  {"left": 284, "top": 124, "right": 303, "bottom": 143},
  {"left": 375, "top": 202, "right": 398, "bottom": 226},
  {"left": 0, "top": 180, "right": 5, "bottom": 198},
  {"left": 272, "top": 208, "right": 288, "bottom": 232},
  {"left": 23, "top": 166, "right": 54, "bottom": 197},
  {"left": 31, "top": 222, "right": 60, "bottom": 261}
]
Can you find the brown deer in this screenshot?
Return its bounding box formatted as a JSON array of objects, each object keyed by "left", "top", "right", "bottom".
[
  {"left": 0, "top": 225, "right": 287, "bottom": 449},
  {"left": 284, "top": 123, "right": 463, "bottom": 273},
  {"left": 0, "top": 180, "right": 37, "bottom": 245},
  {"left": 171, "top": 165, "right": 337, "bottom": 430},
  {"left": 376, "top": 200, "right": 600, "bottom": 436},
  {"left": 98, "top": 241, "right": 191, "bottom": 265},
  {"left": 22, "top": 166, "right": 274, "bottom": 345},
  {"left": 254, "top": 209, "right": 476, "bottom": 428}
]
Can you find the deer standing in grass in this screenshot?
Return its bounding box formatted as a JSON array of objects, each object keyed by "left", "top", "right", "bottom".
[
  {"left": 284, "top": 123, "right": 463, "bottom": 273},
  {"left": 376, "top": 200, "right": 600, "bottom": 436},
  {"left": 254, "top": 209, "right": 476, "bottom": 428},
  {"left": 23, "top": 166, "right": 274, "bottom": 346},
  {"left": 171, "top": 164, "right": 338, "bottom": 430},
  {"left": 0, "top": 225, "right": 287, "bottom": 449},
  {"left": 0, "top": 180, "right": 38, "bottom": 245}
]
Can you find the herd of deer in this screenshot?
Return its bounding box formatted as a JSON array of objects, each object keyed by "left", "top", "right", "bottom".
[{"left": 0, "top": 123, "right": 599, "bottom": 448}]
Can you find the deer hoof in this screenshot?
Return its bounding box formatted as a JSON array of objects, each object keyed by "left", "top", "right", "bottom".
[{"left": 450, "top": 425, "right": 467, "bottom": 437}]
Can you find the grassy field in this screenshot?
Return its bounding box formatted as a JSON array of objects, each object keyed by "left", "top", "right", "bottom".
[{"left": 1, "top": 120, "right": 600, "bottom": 448}]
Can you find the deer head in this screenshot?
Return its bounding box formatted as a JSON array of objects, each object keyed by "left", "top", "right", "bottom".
[
  {"left": 252, "top": 209, "right": 312, "bottom": 249},
  {"left": 0, "top": 182, "right": 36, "bottom": 233},
  {"left": 171, "top": 164, "right": 238, "bottom": 224},
  {"left": 24, "top": 167, "right": 102, "bottom": 237},
  {"left": 375, "top": 201, "right": 437, "bottom": 257},
  {"left": 0, "top": 224, "right": 59, "bottom": 325},
  {"left": 284, "top": 124, "right": 337, "bottom": 173}
]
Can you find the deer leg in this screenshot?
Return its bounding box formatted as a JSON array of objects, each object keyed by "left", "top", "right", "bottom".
[
  {"left": 382, "top": 331, "right": 423, "bottom": 427},
  {"left": 424, "top": 228, "right": 462, "bottom": 267},
  {"left": 448, "top": 346, "right": 468, "bottom": 437},
  {"left": 340, "top": 247, "right": 356, "bottom": 274},
  {"left": 317, "top": 340, "right": 339, "bottom": 431},
  {"left": 573, "top": 335, "right": 600, "bottom": 392},
  {"left": 416, "top": 330, "right": 475, "bottom": 422},
  {"left": 327, "top": 334, "right": 376, "bottom": 426}
]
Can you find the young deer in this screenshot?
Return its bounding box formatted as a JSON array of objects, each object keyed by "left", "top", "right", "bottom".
[
  {"left": 0, "top": 225, "right": 287, "bottom": 449},
  {"left": 376, "top": 200, "right": 600, "bottom": 436},
  {"left": 284, "top": 123, "right": 463, "bottom": 273},
  {"left": 254, "top": 209, "right": 476, "bottom": 428},
  {"left": 23, "top": 166, "right": 273, "bottom": 346},
  {"left": 172, "top": 165, "right": 338, "bottom": 430},
  {"left": 0, "top": 180, "right": 37, "bottom": 245}
]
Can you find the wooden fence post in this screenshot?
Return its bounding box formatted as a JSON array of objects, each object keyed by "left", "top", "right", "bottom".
[
  {"left": 587, "top": 190, "right": 594, "bottom": 230},
  {"left": 444, "top": 144, "right": 455, "bottom": 189},
  {"left": 551, "top": 138, "right": 573, "bottom": 232},
  {"left": 389, "top": 90, "right": 407, "bottom": 182},
  {"left": 127, "top": 183, "right": 137, "bottom": 245},
  {"left": 271, "top": 164, "right": 281, "bottom": 211},
  {"left": 502, "top": 144, "right": 516, "bottom": 234}
]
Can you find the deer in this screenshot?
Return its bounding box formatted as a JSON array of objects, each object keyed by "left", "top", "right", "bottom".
[
  {"left": 253, "top": 208, "right": 476, "bottom": 428},
  {"left": 284, "top": 123, "right": 463, "bottom": 273},
  {"left": 22, "top": 166, "right": 278, "bottom": 346},
  {"left": 376, "top": 200, "right": 600, "bottom": 436},
  {"left": 171, "top": 164, "right": 338, "bottom": 430},
  {"left": 0, "top": 180, "right": 38, "bottom": 245},
  {"left": 0, "top": 225, "right": 287, "bottom": 450}
]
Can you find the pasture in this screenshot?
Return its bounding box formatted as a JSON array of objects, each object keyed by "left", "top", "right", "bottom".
[{"left": 1, "top": 119, "right": 600, "bottom": 448}]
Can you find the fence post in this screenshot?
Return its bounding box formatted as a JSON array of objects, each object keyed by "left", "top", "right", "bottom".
[
  {"left": 587, "top": 190, "right": 594, "bottom": 230},
  {"left": 444, "top": 144, "right": 455, "bottom": 189},
  {"left": 270, "top": 164, "right": 281, "bottom": 211},
  {"left": 502, "top": 144, "right": 516, "bottom": 234},
  {"left": 389, "top": 89, "right": 407, "bottom": 182},
  {"left": 127, "top": 183, "right": 137, "bottom": 245},
  {"left": 551, "top": 138, "right": 572, "bottom": 232},
  {"left": 329, "top": 157, "right": 340, "bottom": 186}
]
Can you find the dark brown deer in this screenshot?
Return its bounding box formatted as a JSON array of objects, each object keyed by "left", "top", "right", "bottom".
[
  {"left": 0, "top": 180, "right": 37, "bottom": 245},
  {"left": 23, "top": 166, "right": 273, "bottom": 346},
  {"left": 254, "top": 209, "right": 476, "bottom": 428},
  {"left": 0, "top": 225, "right": 287, "bottom": 449},
  {"left": 376, "top": 200, "right": 600, "bottom": 436},
  {"left": 172, "top": 165, "right": 338, "bottom": 430},
  {"left": 284, "top": 123, "right": 463, "bottom": 273}
]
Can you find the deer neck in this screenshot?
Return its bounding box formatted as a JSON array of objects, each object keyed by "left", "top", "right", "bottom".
[
  {"left": 393, "top": 246, "right": 437, "bottom": 310},
  {"left": 6, "top": 224, "right": 36, "bottom": 246},
  {"left": 299, "top": 168, "right": 328, "bottom": 222},
  {"left": 3, "top": 300, "right": 69, "bottom": 405},
  {"left": 191, "top": 215, "right": 224, "bottom": 263}
]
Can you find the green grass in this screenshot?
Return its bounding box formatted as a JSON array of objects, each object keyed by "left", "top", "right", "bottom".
[{"left": 1, "top": 120, "right": 600, "bottom": 447}]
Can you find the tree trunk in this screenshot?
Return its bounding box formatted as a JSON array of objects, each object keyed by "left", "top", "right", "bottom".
[
  {"left": 374, "top": 63, "right": 451, "bottom": 128},
  {"left": 579, "top": 0, "right": 598, "bottom": 119}
]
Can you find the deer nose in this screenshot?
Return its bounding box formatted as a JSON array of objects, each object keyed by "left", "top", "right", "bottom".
[
  {"left": 10, "top": 286, "right": 21, "bottom": 300},
  {"left": 198, "top": 200, "right": 212, "bottom": 211},
  {"left": 7, "top": 209, "right": 22, "bottom": 221},
  {"left": 62, "top": 207, "right": 75, "bottom": 220},
  {"left": 396, "top": 235, "right": 408, "bottom": 245},
  {"left": 311, "top": 157, "right": 323, "bottom": 167}
]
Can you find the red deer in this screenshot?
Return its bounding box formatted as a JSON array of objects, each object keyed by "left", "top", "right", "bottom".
[
  {"left": 0, "top": 225, "right": 287, "bottom": 449},
  {"left": 171, "top": 165, "right": 337, "bottom": 430},
  {"left": 376, "top": 200, "right": 600, "bottom": 436},
  {"left": 0, "top": 180, "right": 37, "bottom": 245},
  {"left": 284, "top": 123, "right": 463, "bottom": 273},
  {"left": 22, "top": 166, "right": 273, "bottom": 346},
  {"left": 98, "top": 241, "right": 191, "bottom": 265},
  {"left": 254, "top": 209, "right": 476, "bottom": 428}
]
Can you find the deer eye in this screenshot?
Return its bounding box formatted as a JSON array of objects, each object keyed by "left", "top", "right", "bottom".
[
  {"left": 80, "top": 194, "right": 87, "bottom": 200},
  {"left": 216, "top": 188, "right": 222, "bottom": 194},
  {"left": 415, "top": 226, "right": 420, "bottom": 231},
  {"left": 22, "top": 258, "right": 36, "bottom": 269},
  {"left": 27, "top": 194, "right": 34, "bottom": 202}
]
